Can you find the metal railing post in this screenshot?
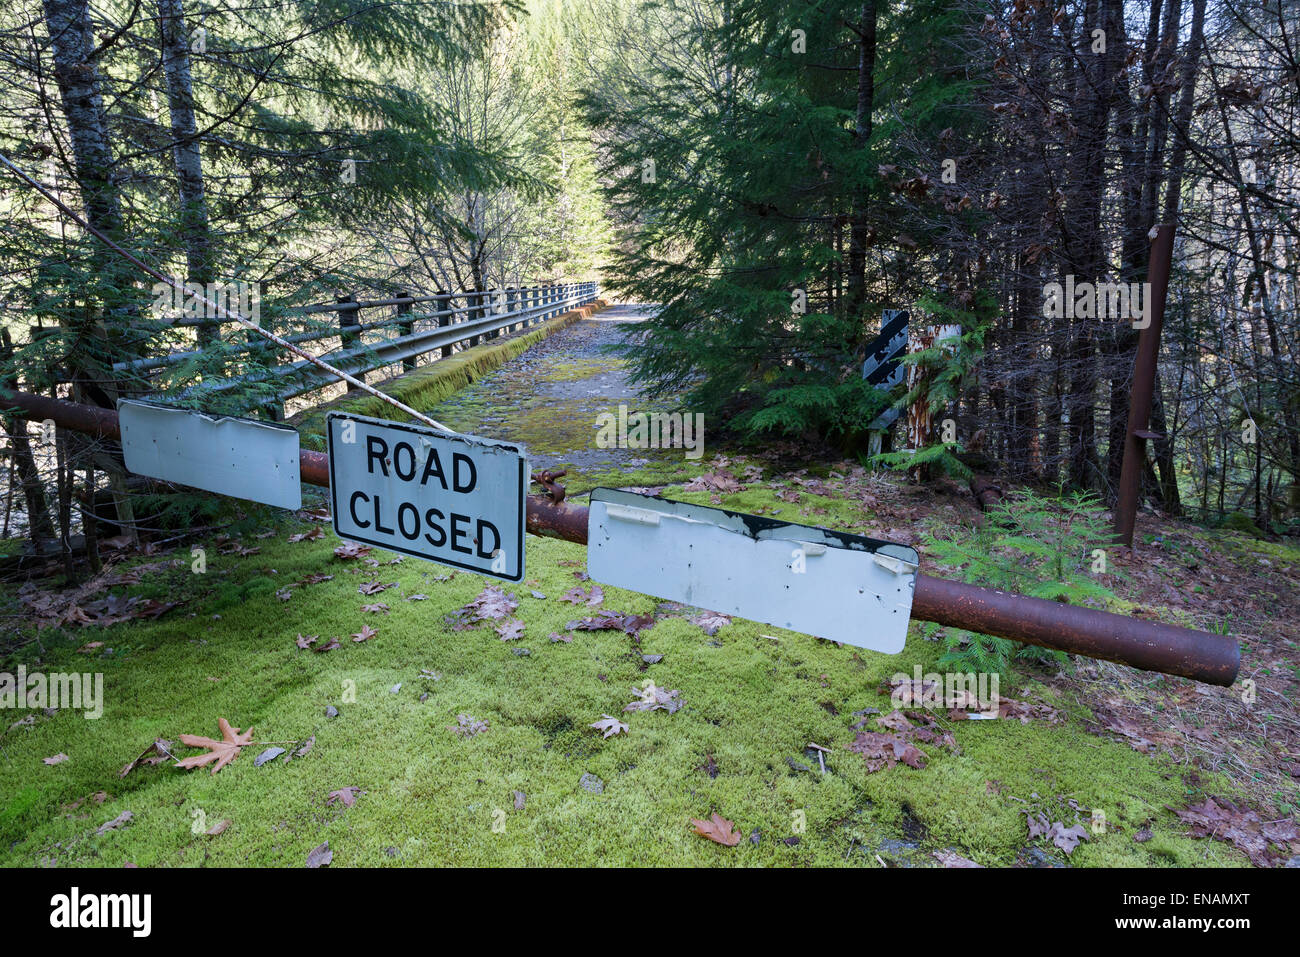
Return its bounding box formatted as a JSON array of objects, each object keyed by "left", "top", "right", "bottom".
[
  {"left": 337, "top": 293, "right": 361, "bottom": 391},
  {"left": 437, "top": 289, "right": 451, "bottom": 359},
  {"left": 396, "top": 289, "right": 415, "bottom": 372},
  {"left": 469, "top": 289, "right": 482, "bottom": 348}
]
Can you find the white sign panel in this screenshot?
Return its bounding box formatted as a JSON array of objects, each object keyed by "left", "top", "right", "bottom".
[
  {"left": 118, "top": 399, "right": 301, "bottom": 510},
  {"left": 587, "top": 489, "right": 917, "bottom": 653},
  {"left": 326, "top": 412, "right": 526, "bottom": 581}
]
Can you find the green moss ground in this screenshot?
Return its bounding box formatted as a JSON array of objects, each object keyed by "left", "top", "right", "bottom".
[
  {"left": 0, "top": 512, "right": 1246, "bottom": 867},
  {"left": 0, "top": 313, "right": 1262, "bottom": 868}
]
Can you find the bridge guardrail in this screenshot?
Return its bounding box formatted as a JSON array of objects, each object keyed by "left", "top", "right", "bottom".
[{"left": 110, "top": 281, "right": 599, "bottom": 412}]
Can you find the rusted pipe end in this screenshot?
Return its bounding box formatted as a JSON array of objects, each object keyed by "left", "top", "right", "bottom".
[
  {"left": 912, "top": 573, "right": 1240, "bottom": 686},
  {"left": 524, "top": 493, "right": 587, "bottom": 541}
]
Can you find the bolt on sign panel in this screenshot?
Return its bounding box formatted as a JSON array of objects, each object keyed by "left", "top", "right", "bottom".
[
  {"left": 118, "top": 399, "right": 301, "bottom": 510},
  {"left": 326, "top": 412, "right": 527, "bottom": 581},
  {"left": 587, "top": 488, "right": 918, "bottom": 653}
]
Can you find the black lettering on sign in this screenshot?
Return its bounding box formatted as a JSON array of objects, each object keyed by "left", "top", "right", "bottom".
[
  {"left": 424, "top": 508, "right": 446, "bottom": 548},
  {"left": 350, "top": 491, "right": 370, "bottom": 528},
  {"left": 393, "top": 442, "right": 417, "bottom": 481},
  {"left": 421, "top": 448, "right": 446, "bottom": 488},
  {"left": 397, "top": 501, "right": 420, "bottom": 540},
  {"left": 367, "top": 435, "right": 388, "bottom": 476},
  {"left": 453, "top": 453, "right": 476, "bottom": 493},
  {"left": 372, "top": 495, "right": 394, "bottom": 535},
  {"left": 476, "top": 519, "right": 500, "bottom": 559},
  {"left": 450, "top": 513, "right": 472, "bottom": 554}
]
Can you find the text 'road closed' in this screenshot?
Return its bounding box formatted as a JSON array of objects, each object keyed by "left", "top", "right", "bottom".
[{"left": 326, "top": 412, "right": 527, "bottom": 581}]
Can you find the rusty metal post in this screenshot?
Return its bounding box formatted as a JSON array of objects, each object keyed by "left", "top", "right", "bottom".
[
  {"left": 0, "top": 386, "right": 1240, "bottom": 686},
  {"left": 1115, "top": 225, "right": 1175, "bottom": 545}
]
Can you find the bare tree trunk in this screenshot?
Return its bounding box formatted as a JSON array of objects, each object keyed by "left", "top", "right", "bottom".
[
  {"left": 55, "top": 424, "right": 76, "bottom": 582},
  {"left": 1007, "top": 248, "right": 1038, "bottom": 478},
  {"left": 0, "top": 330, "right": 55, "bottom": 549},
  {"left": 42, "top": 0, "right": 123, "bottom": 240},
  {"left": 1064, "top": 0, "right": 1122, "bottom": 491},
  {"left": 1159, "top": 0, "right": 1206, "bottom": 225},
  {"left": 1105, "top": 3, "right": 1150, "bottom": 496},
  {"left": 43, "top": 0, "right": 142, "bottom": 543},
  {"left": 82, "top": 463, "right": 100, "bottom": 575},
  {"left": 43, "top": 0, "right": 134, "bottom": 411},
  {"left": 1138, "top": 0, "right": 1207, "bottom": 517},
  {"left": 156, "top": 0, "right": 216, "bottom": 345},
  {"left": 5, "top": 422, "right": 55, "bottom": 551},
  {"left": 844, "top": 1, "right": 877, "bottom": 324}
]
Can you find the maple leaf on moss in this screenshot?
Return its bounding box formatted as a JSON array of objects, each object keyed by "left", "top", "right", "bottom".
[
  {"left": 690, "top": 611, "right": 731, "bottom": 636},
  {"left": 495, "top": 618, "right": 525, "bottom": 641},
  {"left": 560, "top": 584, "right": 604, "bottom": 607},
  {"left": 691, "top": 812, "right": 741, "bottom": 846},
  {"left": 176, "top": 718, "right": 255, "bottom": 775},
  {"left": 624, "top": 683, "right": 682, "bottom": 714},
  {"left": 590, "top": 715, "right": 628, "bottom": 738},
  {"left": 327, "top": 786, "right": 364, "bottom": 808},
  {"left": 351, "top": 624, "right": 378, "bottom": 643}
]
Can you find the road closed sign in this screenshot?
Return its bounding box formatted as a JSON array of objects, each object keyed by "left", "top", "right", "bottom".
[{"left": 326, "top": 412, "right": 527, "bottom": 581}]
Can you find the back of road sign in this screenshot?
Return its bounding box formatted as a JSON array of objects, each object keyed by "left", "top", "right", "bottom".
[
  {"left": 326, "top": 412, "right": 527, "bottom": 581},
  {"left": 586, "top": 488, "right": 917, "bottom": 653},
  {"left": 118, "top": 399, "right": 301, "bottom": 510}
]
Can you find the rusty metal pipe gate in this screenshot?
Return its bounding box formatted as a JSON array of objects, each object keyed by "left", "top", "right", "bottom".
[{"left": 1, "top": 388, "right": 1240, "bottom": 686}]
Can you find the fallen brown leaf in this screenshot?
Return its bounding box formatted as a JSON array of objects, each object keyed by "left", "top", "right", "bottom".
[
  {"left": 120, "top": 739, "right": 172, "bottom": 777},
  {"left": 306, "top": 841, "right": 332, "bottom": 868},
  {"left": 327, "top": 786, "right": 364, "bottom": 808},
  {"left": 590, "top": 715, "right": 629, "bottom": 738},
  {"left": 691, "top": 812, "right": 741, "bottom": 846},
  {"left": 97, "top": 810, "right": 133, "bottom": 835},
  {"left": 176, "top": 718, "right": 254, "bottom": 775}
]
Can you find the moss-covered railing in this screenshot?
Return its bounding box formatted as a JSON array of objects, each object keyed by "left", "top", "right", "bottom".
[{"left": 290, "top": 299, "right": 610, "bottom": 449}]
